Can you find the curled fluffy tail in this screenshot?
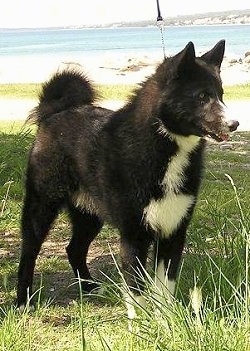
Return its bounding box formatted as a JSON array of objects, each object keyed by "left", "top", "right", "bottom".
[{"left": 29, "top": 69, "right": 96, "bottom": 123}]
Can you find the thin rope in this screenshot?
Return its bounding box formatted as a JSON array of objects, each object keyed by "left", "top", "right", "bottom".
[{"left": 156, "top": 0, "right": 166, "bottom": 58}]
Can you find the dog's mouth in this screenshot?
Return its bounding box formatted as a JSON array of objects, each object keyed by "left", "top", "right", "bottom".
[
  {"left": 207, "top": 131, "right": 230, "bottom": 142},
  {"left": 204, "top": 119, "right": 239, "bottom": 142}
]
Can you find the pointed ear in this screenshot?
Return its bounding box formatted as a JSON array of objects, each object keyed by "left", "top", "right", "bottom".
[
  {"left": 175, "top": 41, "right": 196, "bottom": 74},
  {"left": 201, "top": 40, "right": 225, "bottom": 68}
]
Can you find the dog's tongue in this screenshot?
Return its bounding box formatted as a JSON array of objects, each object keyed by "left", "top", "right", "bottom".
[{"left": 219, "top": 132, "right": 230, "bottom": 141}]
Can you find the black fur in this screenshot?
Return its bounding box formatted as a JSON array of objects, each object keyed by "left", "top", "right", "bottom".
[{"left": 17, "top": 40, "right": 238, "bottom": 307}]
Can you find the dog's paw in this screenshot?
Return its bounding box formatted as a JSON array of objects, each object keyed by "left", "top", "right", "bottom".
[
  {"left": 81, "top": 280, "right": 103, "bottom": 295},
  {"left": 17, "top": 303, "right": 35, "bottom": 313}
]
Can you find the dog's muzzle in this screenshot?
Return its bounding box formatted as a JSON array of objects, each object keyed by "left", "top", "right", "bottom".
[{"left": 227, "top": 119, "right": 239, "bottom": 132}]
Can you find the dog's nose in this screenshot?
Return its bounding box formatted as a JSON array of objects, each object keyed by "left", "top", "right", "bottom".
[{"left": 227, "top": 120, "right": 239, "bottom": 132}]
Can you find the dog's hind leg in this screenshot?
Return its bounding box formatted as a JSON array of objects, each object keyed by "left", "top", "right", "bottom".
[
  {"left": 17, "top": 193, "right": 62, "bottom": 308},
  {"left": 66, "top": 205, "right": 103, "bottom": 293}
]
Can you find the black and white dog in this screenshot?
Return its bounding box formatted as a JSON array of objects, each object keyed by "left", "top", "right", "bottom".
[{"left": 17, "top": 40, "right": 238, "bottom": 316}]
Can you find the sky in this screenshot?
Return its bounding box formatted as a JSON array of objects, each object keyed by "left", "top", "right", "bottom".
[{"left": 0, "top": 0, "right": 250, "bottom": 28}]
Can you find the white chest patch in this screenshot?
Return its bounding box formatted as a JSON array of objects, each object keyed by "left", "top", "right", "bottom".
[
  {"left": 144, "top": 193, "right": 194, "bottom": 236},
  {"left": 143, "top": 134, "right": 200, "bottom": 237}
]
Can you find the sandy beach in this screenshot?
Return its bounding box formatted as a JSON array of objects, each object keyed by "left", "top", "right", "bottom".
[
  {"left": 1, "top": 52, "right": 250, "bottom": 85},
  {"left": 0, "top": 54, "right": 249, "bottom": 130}
]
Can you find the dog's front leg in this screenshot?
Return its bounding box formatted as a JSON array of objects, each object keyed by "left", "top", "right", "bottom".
[
  {"left": 153, "top": 224, "right": 187, "bottom": 307},
  {"left": 120, "top": 233, "right": 151, "bottom": 320}
]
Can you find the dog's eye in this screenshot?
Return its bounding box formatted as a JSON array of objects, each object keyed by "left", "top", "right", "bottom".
[{"left": 198, "top": 92, "right": 209, "bottom": 104}]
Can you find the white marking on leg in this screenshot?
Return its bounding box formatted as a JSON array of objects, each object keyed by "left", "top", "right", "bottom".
[
  {"left": 154, "top": 259, "right": 176, "bottom": 304},
  {"left": 18, "top": 304, "right": 35, "bottom": 313},
  {"left": 155, "top": 259, "right": 166, "bottom": 290},
  {"left": 123, "top": 291, "right": 146, "bottom": 320},
  {"left": 167, "top": 279, "right": 176, "bottom": 301}
]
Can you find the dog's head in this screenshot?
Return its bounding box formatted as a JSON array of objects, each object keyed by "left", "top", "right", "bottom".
[{"left": 154, "top": 40, "right": 239, "bottom": 141}]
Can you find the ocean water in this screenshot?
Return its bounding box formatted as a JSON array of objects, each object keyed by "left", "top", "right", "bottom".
[
  {"left": 1, "top": 25, "right": 250, "bottom": 59},
  {"left": 1, "top": 25, "right": 250, "bottom": 84}
]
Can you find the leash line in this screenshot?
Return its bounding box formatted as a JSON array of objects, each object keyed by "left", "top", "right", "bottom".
[{"left": 156, "top": 0, "right": 166, "bottom": 58}]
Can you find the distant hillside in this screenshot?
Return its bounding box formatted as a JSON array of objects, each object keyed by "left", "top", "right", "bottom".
[
  {"left": 78, "top": 9, "right": 250, "bottom": 28},
  {"left": 165, "top": 9, "right": 250, "bottom": 26}
]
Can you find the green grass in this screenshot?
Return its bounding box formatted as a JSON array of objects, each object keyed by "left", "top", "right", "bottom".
[
  {"left": 0, "top": 82, "right": 250, "bottom": 100},
  {"left": 96, "top": 84, "right": 135, "bottom": 101},
  {"left": 224, "top": 83, "right": 250, "bottom": 100},
  {"left": 0, "top": 83, "right": 135, "bottom": 101},
  {"left": 0, "top": 84, "right": 41, "bottom": 99},
  {"left": 0, "top": 122, "right": 249, "bottom": 350}
]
